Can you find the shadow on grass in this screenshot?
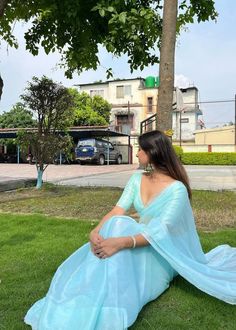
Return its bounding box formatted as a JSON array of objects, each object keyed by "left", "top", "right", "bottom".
[{"left": 0, "top": 233, "right": 36, "bottom": 249}]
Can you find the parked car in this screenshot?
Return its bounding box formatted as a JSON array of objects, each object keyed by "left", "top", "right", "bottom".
[{"left": 75, "top": 138, "right": 123, "bottom": 165}]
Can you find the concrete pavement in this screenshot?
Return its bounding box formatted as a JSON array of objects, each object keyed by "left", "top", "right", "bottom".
[
  {"left": 0, "top": 163, "right": 235, "bottom": 191},
  {"left": 56, "top": 165, "right": 236, "bottom": 191}
]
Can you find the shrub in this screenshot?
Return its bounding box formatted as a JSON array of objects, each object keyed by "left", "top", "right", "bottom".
[
  {"left": 173, "top": 145, "right": 183, "bottom": 159},
  {"left": 181, "top": 152, "right": 236, "bottom": 165}
]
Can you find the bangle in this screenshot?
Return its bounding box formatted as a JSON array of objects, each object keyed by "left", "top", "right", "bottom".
[{"left": 130, "top": 236, "right": 136, "bottom": 249}]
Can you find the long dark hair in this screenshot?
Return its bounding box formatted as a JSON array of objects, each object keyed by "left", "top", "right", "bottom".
[{"left": 138, "top": 130, "right": 192, "bottom": 199}]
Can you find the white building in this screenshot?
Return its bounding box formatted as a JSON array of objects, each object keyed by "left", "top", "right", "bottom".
[
  {"left": 173, "top": 87, "right": 203, "bottom": 143},
  {"left": 76, "top": 79, "right": 202, "bottom": 143},
  {"left": 77, "top": 78, "right": 144, "bottom": 135}
]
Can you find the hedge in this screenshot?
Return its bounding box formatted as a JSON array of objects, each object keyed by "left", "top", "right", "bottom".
[
  {"left": 181, "top": 152, "right": 236, "bottom": 165},
  {"left": 173, "top": 145, "right": 183, "bottom": 158}
]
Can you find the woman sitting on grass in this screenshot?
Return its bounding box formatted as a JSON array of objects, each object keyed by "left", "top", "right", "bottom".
[{"left": 25, "top": 130, "right": 236, "bottom": 330}]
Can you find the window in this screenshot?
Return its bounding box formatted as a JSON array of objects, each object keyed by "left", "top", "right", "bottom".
[
  {"left": 96, "top": 141, "right": 103, "bottom": 147},
  {"left": 116, "top": 86, "right": 124, "bottom": 98},
  {"left": 77, "top": 139, "right": 95, "bottom": 147},
  {"left": 90, "top": 89, "right": 104, "bottom": 97},
  {"left": 116, "top": 85, "right": 132, "bottom": 98},
  {"left": 180, "top": 118, "right": 189, "bottom": 123},
  {"left": 147, "top": 97, "right": 153, "bottom": 113},
  {"left": 116, "top": 114, "right": 133, "bottom": 129}
]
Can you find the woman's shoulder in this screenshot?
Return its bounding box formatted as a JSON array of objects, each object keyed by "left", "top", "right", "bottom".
[
  {"left": 129, "top": 171, "right": 143, "bottom": 179},
  {"left": 171, "top": 180, "right": 189, "bottom": 198},
  {"left": 126, "top": 171, "right": 143, "bottom": 185}
]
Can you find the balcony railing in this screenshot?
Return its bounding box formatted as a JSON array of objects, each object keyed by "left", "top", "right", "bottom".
[{"left": 140, "top": 114, "right": 156, "bottom": 134}]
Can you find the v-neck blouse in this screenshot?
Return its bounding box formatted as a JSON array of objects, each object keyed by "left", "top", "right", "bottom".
[{"left": 116, "top": 171, "right": 179, "bottom": 215}]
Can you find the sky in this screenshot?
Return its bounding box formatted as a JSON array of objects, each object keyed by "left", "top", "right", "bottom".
[{"left": 0, "top": 0, "right": 235, "bottom": 128}]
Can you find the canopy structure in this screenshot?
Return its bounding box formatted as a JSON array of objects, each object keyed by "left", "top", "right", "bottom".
[
  {"left": 0, "top": 126, "right": 132, "bottom": 164},
  {"left": 0, "top": 126, "right": 129, "bottom": 139}
]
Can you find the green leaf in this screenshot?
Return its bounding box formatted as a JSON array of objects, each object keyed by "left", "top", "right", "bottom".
[{"left": 99, "top": 9, "right": 105, "bottom": 17}]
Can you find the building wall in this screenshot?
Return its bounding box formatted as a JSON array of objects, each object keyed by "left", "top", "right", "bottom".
[
  {"left": 172, "top": 87, "right": 203, "bottom": 141},
  {"left": 181, "top": 87, "right": 198, "bottom": 107},
  {"left": 194, "top": 126, "right": 235, "bottom": 145},
  {"left": 173, "top": 111, "right": 199, "bottom": 141},
  {"left": 79, "top": 83, "right": 109, "bottom": 99},
  {"left": 175, "top": 144, "right": 236, "bottom": 152},
  {"left": 78, "top": 80, "right": 202, "bottom": 143}
]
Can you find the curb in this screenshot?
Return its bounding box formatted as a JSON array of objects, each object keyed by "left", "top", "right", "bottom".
[{"left": 0, "top": 179, "right": 37, "bottom": 192}]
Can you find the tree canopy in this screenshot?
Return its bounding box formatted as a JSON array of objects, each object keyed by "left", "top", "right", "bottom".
[
  {"left": 0, "top": 102, "right": 36, "bottom": 128},
  {"left": 69, "top": 89, "right": 111, "bottom": 126},
  {"left": 0, "top": 0, "right": 217, "bottom": 131},
  {"left": 0, "top": 1, "right": 217, "bottom": 78}
]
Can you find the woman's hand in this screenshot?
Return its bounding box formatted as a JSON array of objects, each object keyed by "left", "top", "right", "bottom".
[
  {"left": 93, "top": 237, "right": 124, "bottom": 259},
  {"left": 89, "top": 229, "right": 104, "bottom": 254}
]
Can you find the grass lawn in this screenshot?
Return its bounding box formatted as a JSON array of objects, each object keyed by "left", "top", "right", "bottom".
[{"left": 0, "top": 185, "right": 236, "bottom": 329}]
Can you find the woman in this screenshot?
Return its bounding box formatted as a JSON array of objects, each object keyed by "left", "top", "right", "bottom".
[{"left": 25, "top": 130, "right": 236, "bottom": 330}]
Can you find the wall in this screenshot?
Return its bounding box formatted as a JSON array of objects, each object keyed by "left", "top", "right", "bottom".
[
  {"left": 195, "top": 126, "right": 235, "bottom": 145},
  {"left": 173, "top": 111, "right": 199, "bottom": 141},
  {"left": 79, "top": 83, "right": 109, "bottom": 99},
  {"left": 173, "top": 143, "right": 236, "bottom": 152},
  {"left": 79, "top": 81, "right": 202, "bottom": 145}
]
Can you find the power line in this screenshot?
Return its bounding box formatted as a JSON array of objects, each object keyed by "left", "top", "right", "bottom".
[
  {"left": 185, "top": 99, "right": 234, "bottom": 105},
  {"left": 113, "top": 99, "right": 235, "bottom": 108}
]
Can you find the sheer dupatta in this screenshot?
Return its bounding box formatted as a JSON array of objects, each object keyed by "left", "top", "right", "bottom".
[{"left": 140, "top": 182, "right": 236, "bottom": 304}]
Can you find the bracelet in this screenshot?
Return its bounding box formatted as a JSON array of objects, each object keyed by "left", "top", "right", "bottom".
[{"left": 130, "top": 236, "right": 136, "bottom": 249}]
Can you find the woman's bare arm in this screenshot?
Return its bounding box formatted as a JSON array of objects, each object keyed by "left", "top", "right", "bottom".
[{"left": 90, "top": 206, "right": 126, "bottom": 252}]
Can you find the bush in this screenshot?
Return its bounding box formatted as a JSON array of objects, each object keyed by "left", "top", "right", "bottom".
[
  {"left": 181, "top": 152, "right": 236, "bottom": 165},
  {"left": 173, "top": 145, "right": 183, "bottom": 159}
]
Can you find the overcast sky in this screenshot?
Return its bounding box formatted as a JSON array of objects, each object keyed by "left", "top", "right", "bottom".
[{"left": 0, "top": 0, "right": 235, "bottom": 128}]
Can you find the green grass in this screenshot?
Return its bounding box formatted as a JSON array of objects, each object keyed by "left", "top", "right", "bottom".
[
  {"left": 0, "top": 184, "right": 235, "bottom": 231},
  {"left": 0, "top": 213, "right": 94, "bottom": 330},
  {"left": 0, "top": 186, "right": 236, "bottom": 329}
]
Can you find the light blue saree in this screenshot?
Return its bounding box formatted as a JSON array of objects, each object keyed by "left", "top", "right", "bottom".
[{"left": 25, "top": 172, "right": 236, "bottom": 330}]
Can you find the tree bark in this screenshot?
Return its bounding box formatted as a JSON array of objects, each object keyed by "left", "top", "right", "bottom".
[
  {"left": 0, "top": 0, "right": 10, "bottom": 99},
  {"left": 0, "top": 75, "right": 3, "bottom": 100},
  {"left": 36, "top": 167, "right": 44, "bottom": 189},
  {"left": 0, "top": 0, "right": 9, "bottom": 17},
  {"left": 156, "top": 0, "right": 178, "bottom": 131}
]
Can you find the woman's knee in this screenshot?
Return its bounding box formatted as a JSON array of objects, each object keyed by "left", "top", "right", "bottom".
[{"left": 100, "top": 216, "right": 139, "bottom": 237}]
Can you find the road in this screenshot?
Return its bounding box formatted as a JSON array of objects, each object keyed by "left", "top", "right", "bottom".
[
  {"left": 0, "top": 164, "right": 235, "bottom": 191},
  {"left": 55, "top": 165, "right": 236, "bottom": 191}
]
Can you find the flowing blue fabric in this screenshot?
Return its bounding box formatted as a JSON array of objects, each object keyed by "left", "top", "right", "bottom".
[{"left": 24, "top": 172, "right": 236, "bottom": 330}]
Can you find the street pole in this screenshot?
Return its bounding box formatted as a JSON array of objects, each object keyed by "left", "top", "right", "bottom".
[
  {"left": 179, "top": 111, "right": 182, "bottom": 147},
  {"left": 235, "top": 94, "right": 236, "bottom": 146},
  {"left": 127, "top": 100, "right": 130, "bottom": 134},
  {"left": 17, "top": 145, "right": 20, "bottom": 164},
  {"left": 107, "top": 128, "right": 110, "bottom": 165}
]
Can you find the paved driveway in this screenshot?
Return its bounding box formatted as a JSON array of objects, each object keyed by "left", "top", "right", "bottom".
[
  {"left": 0, "top": 164, "right": 235, "bottom": 191},
  {"left": 56, "top": 165, "right": 236, "bottom": 191}
]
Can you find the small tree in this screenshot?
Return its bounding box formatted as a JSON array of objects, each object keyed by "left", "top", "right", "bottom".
[{"left": 18, "top": 76, "right": 75, "bottom": 189}]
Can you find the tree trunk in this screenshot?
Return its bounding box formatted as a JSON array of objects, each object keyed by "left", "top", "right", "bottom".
[
  {"left": 0, "top": 75, "right": 3, "bottom": 100},
  {"left": 36, "top": 166, "right": 44, "bottom": 189},
  {"left": 0, "top": 0, "right": 9, "bottom": 99},
  {"left": 0, "top": 0, "right": 9, "bottom": 17},
  {"left": 156, "top": 0, "right": 178, "bottom": 131}
]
